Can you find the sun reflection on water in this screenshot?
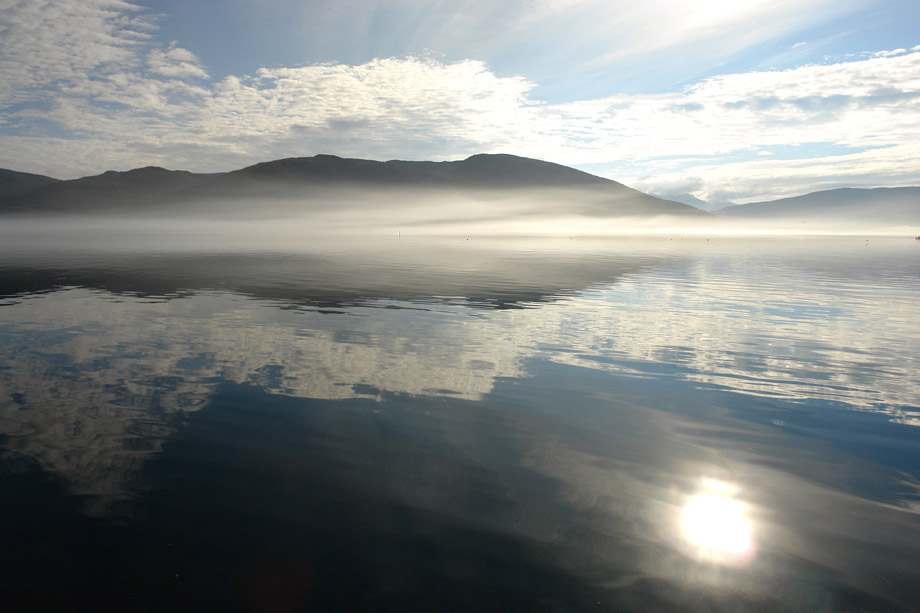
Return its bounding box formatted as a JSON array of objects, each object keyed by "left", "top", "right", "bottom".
[{"left": 681, "top": 479, "right": 756, "bottom": 565}]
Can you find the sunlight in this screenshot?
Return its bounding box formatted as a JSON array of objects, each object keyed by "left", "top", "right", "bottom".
[{"left": 681, "top": 479, "right": 756, "bottom": 565}]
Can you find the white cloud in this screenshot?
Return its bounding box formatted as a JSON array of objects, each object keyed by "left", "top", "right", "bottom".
[
  {"left": 147, "top": 45, "right": 209, "bottom": 79},
  {"left": 587, "top": 50, "right": 920, "bottom": 200},
  {"left": 629, "top": 143, "right": 920, "bottom": 203},
  {"left": 0, "top": 0, "right": 151, "bottom": 105},
  {"left": 0, "top": 0, "right": 918, "bottom": 201}
]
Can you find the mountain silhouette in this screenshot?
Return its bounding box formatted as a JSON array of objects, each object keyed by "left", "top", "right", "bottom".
[
  {"left": 0, "top": 166, "right": 219, "bottom": 214},
  {"left": 715, "top": 187, "right": 920, "bottom": 224},
  {"left": 0, "top": 168, "right": 60, "bottom": 201},
  {"left": 0, "top": 154, "right": 706, "bottom": 218},
  {"left": 230, "top": 153, "right": 620, "bottom": 188}
]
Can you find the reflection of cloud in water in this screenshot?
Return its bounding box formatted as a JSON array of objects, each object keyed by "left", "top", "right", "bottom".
[
  {"left": 535, "top": 247, "right": 920, "bottom": 421},
  {"left": 0, "top": 237, "right": 917, "bottom": 519},
  {"left": 0, "top": 288, "right": 541, "bottom": 514}
]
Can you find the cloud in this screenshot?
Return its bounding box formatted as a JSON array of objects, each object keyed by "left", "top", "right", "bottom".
[
  {"left": 643, "top": 176, "right": 705, "bottom": 197},
  {"left": 592, "top": 50, "right": 920, "bottom": 200},
  {"left": 0, "top": 0, "right": 918, "bottom": 201},
  {"left": 147, "top": 45, "right": 209, "bottom": 79},
  {"left": 0, "top": 0, "right": 152, "bottom": 106},
  {"left": 631, "top": 143, "right": 920, "bottom": 203}
]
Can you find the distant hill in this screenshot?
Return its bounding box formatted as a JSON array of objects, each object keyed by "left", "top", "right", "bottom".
[
  {"left": 232, "top": 153, "right": 616, "bottom": 188},
  {"left": 0, "top": 169, "right": 61, "bottom": 201},
  {"left": 0, "top": 154, "right": 707, "bottom": 219},
  {"left": 652, "top": 192, "right": 732, "bottom": 212},
  {"left": 715, "top": 187, "right": 920, "bottom": 224},
  {"left": 0, "top": 166, "right": 219, "bottom": 214}
]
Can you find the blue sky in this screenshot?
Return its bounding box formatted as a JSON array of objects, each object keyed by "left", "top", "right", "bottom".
[{"left": 1, "top": 0, "right": 918, "bottom": 202}]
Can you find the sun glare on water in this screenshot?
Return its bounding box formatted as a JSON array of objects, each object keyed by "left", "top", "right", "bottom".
[{"left": 681, "top": 479, "right": 756, "bottom": 565}]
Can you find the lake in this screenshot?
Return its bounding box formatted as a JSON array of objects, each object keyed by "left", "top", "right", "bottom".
[{"left": 0, "top": 234, "right": 918, "bottom": 611}]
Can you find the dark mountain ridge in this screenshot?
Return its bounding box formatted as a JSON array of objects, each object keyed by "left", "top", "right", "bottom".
[
  {"left": 0, "top": 166, "right": 220, "bottom": 214},
  {"left": 0, "top": 168, "right": 61, "bottom": 200},
  {"left": 230, "top": 153, "right": 614, "bottom": 188},
  {"left": 0, "top": 154, "right": 705, "bottom": 219}
]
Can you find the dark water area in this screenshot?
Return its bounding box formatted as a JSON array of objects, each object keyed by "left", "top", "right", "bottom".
[{"left": 0, "top": 234, "right": 918, "bottom": 611}]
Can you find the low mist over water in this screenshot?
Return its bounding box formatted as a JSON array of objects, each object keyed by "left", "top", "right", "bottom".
[{"left": 1, "top": 233, "right": 918, "bottom": 610}]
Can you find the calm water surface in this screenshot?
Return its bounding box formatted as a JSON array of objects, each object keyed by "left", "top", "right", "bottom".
[{"left": 0, "top": 235, "right": 918, "bottom": 611}]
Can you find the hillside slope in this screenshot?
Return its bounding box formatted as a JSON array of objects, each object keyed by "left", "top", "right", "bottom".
[
  {"left": 0, "top": 169, "right": 61, "bottom": 201},
  {"left": 0, "top": 154, "right": 707, "bottom": 219},
  {"left": 715, "top": 187, "right": 920, "bottom": 224}
]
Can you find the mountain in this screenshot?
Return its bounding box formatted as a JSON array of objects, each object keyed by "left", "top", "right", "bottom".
[
  {"left": 0, "top": 247, "right": 660, "bottom": 311},
  {"left": 0, "top": 166, "right": 219, "bottom": 214},
  {"left": 652, "top": 192, "right": 732, "bottom": 212},
  {"left": 0, "top": 154, "right": 707, "bottom": 219},
  {"left": 230, "top": 153, "right": 617, "bottom": 188},
  {"left": 0, "top": 168, "right": 61, "bottom": 200},
  {"left": 715, "top": 187, "right": 920, "bottom": 224}
]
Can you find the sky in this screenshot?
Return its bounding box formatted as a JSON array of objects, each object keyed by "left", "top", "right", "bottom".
[{"left": 1, "top": 0, "right": 918, "bottom": 203}]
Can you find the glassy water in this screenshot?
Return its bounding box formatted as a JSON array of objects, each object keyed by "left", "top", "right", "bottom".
[{"left": 0, "top": 235, "right": 918, "bottom": 611}]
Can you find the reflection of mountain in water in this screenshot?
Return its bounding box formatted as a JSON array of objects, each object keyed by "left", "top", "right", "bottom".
[{"left": 0, "top": 245, "right": 660, "bottom": 310}]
